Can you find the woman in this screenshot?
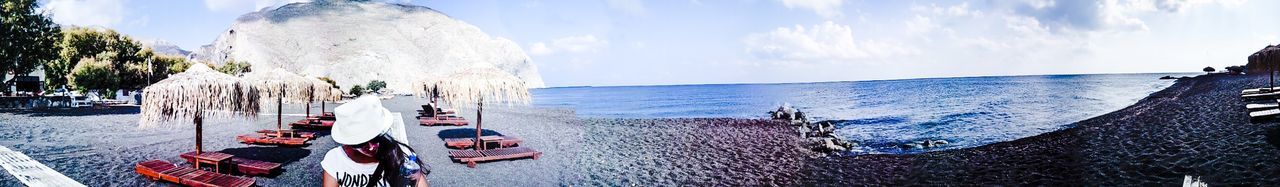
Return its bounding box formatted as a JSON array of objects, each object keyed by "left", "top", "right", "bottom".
[{"left": 323, "top": 96, "right": 429, "bottom": 187}]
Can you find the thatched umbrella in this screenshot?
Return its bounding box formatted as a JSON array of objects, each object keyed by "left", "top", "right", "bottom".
[
  {"left": 304, "top": 78, "right": 342, "bottom": 118},
  {"left": 140, "top": 64, "right": 260, "bottom": 159},
  {"left": 420, "top": 67, "right": 531, "bottom": 149},
  {"left": 241, "top": 68, "right": 320, "bottom": 135}
]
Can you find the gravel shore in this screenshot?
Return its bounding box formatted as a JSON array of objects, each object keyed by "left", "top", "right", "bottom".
[
  {"left": 799, "top": 74, "right": 1280, "bottom": 185},
  {"left": 2, "top": 73, "right": 1277, "bottom": 186}
]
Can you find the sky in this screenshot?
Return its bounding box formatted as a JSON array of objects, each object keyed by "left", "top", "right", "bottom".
[{"left": 36, "top": 0, "right": 1280, "bottom": 87}]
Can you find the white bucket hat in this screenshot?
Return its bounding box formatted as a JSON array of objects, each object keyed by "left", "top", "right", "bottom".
[{"left": 332, "top": 96, "right": 395, "bottom": 145}]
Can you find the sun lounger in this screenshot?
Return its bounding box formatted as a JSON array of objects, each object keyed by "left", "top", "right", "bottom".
[
  {"left": 1243, "top": 91, "right": 1280, "bottom": 100},
  {"left": 1250, "top": 108, "right": 1280, "bottom": 119},
  {"left": 179, "top": 152, "right": 282, "bottom": 176},
  {"left": 444, "top": 136, "right": 523, "bottom": 149},
  {"left": 255, "top": 129, "right": 316, "bottom": 139},
  {"left": 135, "top": 160, "right": 254, "bottom": 187},
  {"left": 236, "top": 134, "right": 308, "bottom": 146},
  {"left": 448, "top": 147, "right": 542, "bottom": 168},
  {"left": 419, "top": 116, "right": 468, "bottom": 126},
  {"left": 1243, "top": 87, "right": 1280, "bottom": 95},
  {"left": 231, "top": 158, "right": 281, "bottom": 176},
  {"left": 1247, "top": 101, "right": 1280, "bottom": 110},
  {"left": 289, "top": 118, "right": 334, "bottom": 129},
  {"left": 317, "top": 112, "right": 336, "bottom": 120}
]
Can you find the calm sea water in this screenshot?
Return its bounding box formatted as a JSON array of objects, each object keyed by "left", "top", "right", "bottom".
[{"left": 531, "top": 73, "right": 1191, "bottom": 154}]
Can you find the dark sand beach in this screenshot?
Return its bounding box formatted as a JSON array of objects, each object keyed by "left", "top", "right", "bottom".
[{"left": 1, "top": 73, "right": 1278, "bottom": 186}]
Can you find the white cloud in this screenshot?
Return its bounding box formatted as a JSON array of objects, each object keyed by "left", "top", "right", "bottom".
[
  {"left": 1153, "top": 0, "right": 1246, "bottom": 13},
  {"left": 204, "top": 0, "right": 309, "bottom": 12},
  {"left": 606, "top": 0, "right": 646, "bottom": 16},
  {"left": 527, "top": 35, "right": 610, "bottom": 56},
  {"left": 743, "top": 21, "right": 914, "bottom": 64},
  {"left": 778, "top": 0, "right": 844, "bottom": 19},
  {"left": 43, "top": 0, "right": 125, "bottom": 27}
]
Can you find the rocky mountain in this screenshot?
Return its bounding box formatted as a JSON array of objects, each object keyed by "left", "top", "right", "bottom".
[
  {"left": 190, "top": 1, "right": 545, "bottom": 92},
  {"left": 138, "top": 39, "right": 192, "bottom": 57}
]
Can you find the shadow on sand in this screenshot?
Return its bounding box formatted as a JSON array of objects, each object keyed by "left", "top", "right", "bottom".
[
  {"left": 437, "top": 128, "right": 504, "bottom": 139},
  {"left": 0, "top": 106, "right": 140, "bottom": 117},
  {"left": 218, "top": 146, "right": 312, "bottom": 178}
]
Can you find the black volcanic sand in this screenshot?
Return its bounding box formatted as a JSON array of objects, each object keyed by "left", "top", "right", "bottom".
[
  {"left": 2, "top": 74, "right": 1279, "bottom": 186},
  {"left": 801, "top": 74, "right": 1280, "bottom": 185}
]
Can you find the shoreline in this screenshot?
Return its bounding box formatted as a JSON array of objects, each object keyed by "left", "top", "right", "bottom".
[
  {"left": 0, "top": 73, "right": 1274, "bottom": 185},
  {"left": 801, "top": 73, "right": 1280, "bottom": 185}
]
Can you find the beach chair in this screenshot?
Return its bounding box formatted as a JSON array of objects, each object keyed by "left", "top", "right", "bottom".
[
  {"left": 1243, "top": 87, "right": 1280, "bottom": 95},
  {"left": 290, "top": 118, "right": 334, "bottom": 129},
  {"left": 444, "top": 136, "right": 523, "bottom": 149},
  {"left": 135, "top": 160, "right": 254, "bottom": 187},
  {"left": 1250, "top": 108, "right": 1280, "bottom": 119},
  {"left": 448, "top": 147, "right": 542, "bottom": 168},
  {"left": 1246, "top": 100, "right": 1280, "bottom": 110},
  {"left": 419, "top": 116, "right": 469, "bottom": 126},
  {"left": 255, "top": 129, "right": 316, "bottom": 139},
  {"left": 1242, "top": 91, "right": 1280, "bottom": 100},
  {"left": 231, "top": 158, "right": 282, "bottom": 176},
  {"left": 236, "top": 134, "right": 308, "bottom": 146}
]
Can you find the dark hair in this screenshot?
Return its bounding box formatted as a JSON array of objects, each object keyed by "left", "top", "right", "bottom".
[{"left": 366, "top": 134, "right": 428, "bottom": 187}]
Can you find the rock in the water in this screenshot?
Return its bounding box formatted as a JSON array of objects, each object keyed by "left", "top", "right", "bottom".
[{"left": 191, "top": 1, "right": 545, "bottom": 92}]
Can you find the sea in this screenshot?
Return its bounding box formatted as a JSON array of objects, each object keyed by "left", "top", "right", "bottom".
[{"left": 531, "top": 73, "right": 1195, "bottom": 154}]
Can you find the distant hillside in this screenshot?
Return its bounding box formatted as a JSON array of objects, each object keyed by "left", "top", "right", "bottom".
[
  {"left": 190, "top": 1, "right": 545, "bottom": 92},
  {"left": 138, "top": 39, "right": 191, "bottom": 57}
]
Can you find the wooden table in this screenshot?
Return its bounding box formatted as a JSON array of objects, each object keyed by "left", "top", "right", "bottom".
[
  {"left": 479, "top": 136, "right": 504, "bottom": 150},
  {"left": 192, "top": 152, "right": 233, "bottom": 173}
]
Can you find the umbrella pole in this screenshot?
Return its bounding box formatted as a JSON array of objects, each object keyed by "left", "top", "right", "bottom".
[
  {"left": 306, "top": 87, "right": 313, "bottom": 118},
  {"left": 475, "top": 101, "right": 483, "bottom": 149},
  {"left": 277, "top": 86, "right": 284, "bottom": 137},
  {"left": 194, "top": 113, "right": 203, "bottom": 169}
]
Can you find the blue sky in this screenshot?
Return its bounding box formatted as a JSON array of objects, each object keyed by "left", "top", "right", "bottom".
[{"left": 38, "top": 0, "right": 1280, "bottom": 87}]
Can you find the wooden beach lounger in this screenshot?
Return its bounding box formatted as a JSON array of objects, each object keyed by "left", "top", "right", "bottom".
[
  {"left": 1243, "top": 87, "right": 1280, "bottom": 95},
  {"left": 448, "top": 147, "right": 542, "bottom": 168},
  {"left": 419, "top": 116, "right": 469, "bottom": 126},
  {"left": 444, "top": 136, "right": 523, "bottom": 149},
  {"left": 231, "top": 158, "right": 282, "bottom": 176},
  {"left": 135, "top": 160, "right": 254, "bottom": 187},
  {"left": 236, "top": 134, "right": 308, "bottom": 146},
  {"left": 1242, "top": 91, "right": 1280, "bottom": 100},
  {"left": 289, "top": 118, "right": 334, "bottom": 129},
  {"left": 1247, "top": 101, "right": 1280, "bottom": 111},
  {"left": 179, "top": 152, "right": 282, "bottom": 176},
  {"left": 1250, "top": 109, "right": 1280, "bottom": 119},
  {"left": 255, "top": 129, "right": 316, "bottom": 139}
]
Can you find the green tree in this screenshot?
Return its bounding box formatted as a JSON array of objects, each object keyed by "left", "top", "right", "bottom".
[
  {"left": 1, "top": 0, "right": 62, "bottom": 85},
  {"left": 48, "top": 27, "right": 146, "bottom": 90},
  {"left": 366, "top": 80, "right": 386, "bottom": 93},
  {"left": 318, "top": 76, "right": 339, "bottom": 89},
  {"left": 137, "top": 48, "right": 190, "bottom": 85},
  {"left": 349, "top": 85, "right": 365, "bottom": 97},
  {"left": 217, "top": 59, "right": 252, "bottom": 76},
  {"left": 68, "top": 56, "right": 118, "bottom": 95}
]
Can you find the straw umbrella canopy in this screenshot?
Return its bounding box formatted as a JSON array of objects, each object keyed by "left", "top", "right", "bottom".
[
  {"left": 419, "top": 67, "right": 531, "bottom": 149},
  {"left": 240, "top": 68, "right": 322, "bottom": 134},
  {"left": 139, "top": 63, "right": 260, "bottom": 158},
  {"left": 305, "top": 78, "right": 343, "bottom": 117}
]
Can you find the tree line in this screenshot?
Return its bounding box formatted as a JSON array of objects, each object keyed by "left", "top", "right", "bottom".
[{"left": 1, "top": 0, "right": 246, "bottom": 96}]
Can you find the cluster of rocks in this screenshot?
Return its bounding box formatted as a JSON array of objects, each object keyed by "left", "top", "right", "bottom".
[
  {"left": 898, "top": 139, "right": 950, "bottom": 150},
  {"left": 768, "top": 104, "right": 856, "bottom": 153}
]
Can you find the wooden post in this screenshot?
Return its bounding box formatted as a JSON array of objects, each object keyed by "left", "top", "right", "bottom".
[
  {"left": 474, "top": 101, "right": 483, "bottom": 150},
  {"left": 306, "top": 87, "right": 312, "bottom": 118},
  {"left": 194, "top": 113, "right": 203, "bottom": 169},
  {"left": 277, "top": 85, "right": 284, "bottom": 136}
]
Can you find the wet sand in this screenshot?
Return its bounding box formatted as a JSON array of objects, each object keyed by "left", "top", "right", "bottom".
[{"left": 2, "top": 73, "right": 1278, "bottom": 185}]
